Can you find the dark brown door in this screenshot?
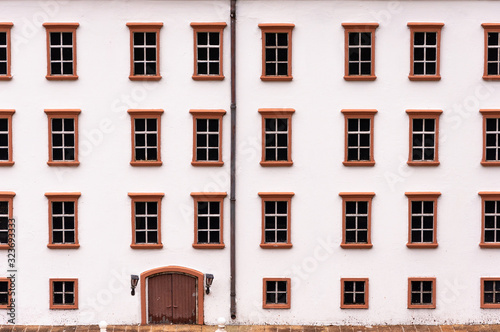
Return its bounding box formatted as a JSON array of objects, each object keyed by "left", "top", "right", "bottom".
[{"left": 147, "top": 273, "right": 197, "bottom": 324}]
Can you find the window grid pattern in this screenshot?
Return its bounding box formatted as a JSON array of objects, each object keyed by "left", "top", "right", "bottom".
[
  {"left": 52, "top": 281, "right": 75, "bottom": 305},
  {"left": 343, "top": 281, "right": 366, "bottom": 305},
  {"left": 0, "top": 118, "right": 8, "bottom": 161},
  {"left": 0, "top": 32, "right": 7, "bottom": 75},
  {"left": 410, "top": 201, "right": 434, "bottom": 243},
  {"left": 487, "top": 32, "right": 500, "bottom": 76},
  {"left": 410, "top": 280, "right": 433, "bottom": 305},
  {"left": 134, "top": 202, "right": 158, "bottom": 244},
  {"left": 486, "top": 118, "right": 500, "bottom": 161},
  {"left": 0, "top": 281, "right": 8, "bottom": 305},
  {"left": 484, "top": 280, "right": 500, "bottom": 304},
  {"left": 51, "top": 201, "right": 76, "bottom": 244},
  {"left": 134, "top": 118, "right": 158, "bottom": 161},
  {"left": 265, "top": 280, "right": 287, "bottom": 305},
  {"left": 51, "top": 118, "right": 75, "bottom": 161},
  {"left": 264, "top": 201, "right": 288, "bottom": 243},
  {"left": 412, "top": 118, "right": 436, "bottom": 161},
  {"left": 133, "top": 32, "right": 157, "bottom": 76},
  {"left": 196, "top": 119, "right": 219, "bottom": 161},
  {"left": 345, "top": 201, "right": 368, "bottom": 244},
  {"left": 348, "top": 32, "right": 372, "bottom": 76},
  {"left": 264, "top": 32, "right": 288, "bottom": 76},
  {"left": 484, "top": 200, "right": 500, "bottom": 243},
  {"left": 0, "top": 201, "right": 8, "bottom": 245},
  {"left": 347, "top": 118, "right": 371, "bottom": 161},
  {"left": 413, "top": 32, "right": 437, "bottom": 75},
  {"left": 197, "top": 201, "right": 221, "bottom": 244},
  {"left": 265, "top": 118, "right": 288, "bottom": 161},
  {"left": 49, "top": 32, "right": 74, "bottom": 75},
  {"left": 196, "top": 32, "right": 220, "bottom": 76}
]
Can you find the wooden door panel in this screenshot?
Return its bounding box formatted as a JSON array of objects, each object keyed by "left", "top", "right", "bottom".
[
  {"left": 147, "top": 274, "right": 173, "bottom": 324},
  {"left": 172, "top": 274, "right": 197, "bottom": 324}
]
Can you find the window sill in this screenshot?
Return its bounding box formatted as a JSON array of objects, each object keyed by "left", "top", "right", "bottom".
[
  {"left": 407, "top": 161, "right": 440, "bottom": 166},
  {"left": 408, "top": 304, "right": 436, "bottom": 309},
  {"left": 260, "top": 243, "right": 293, "bottom": 249},
  {"left": 47, "top": 244, "right": 80, "bottom": 249},
  {"left": 260, "top": 161, "right": 293, "bottom": 167},
  {"left": 481, "top": 303, "right": 500, "bottom": 309},
  {"left": 260, "top": 75, "right": 293, "bottom": 81},
  {"left": 408, "top": 75, "right": 441, "bottom": 81},
  {"left": 191, "top": 161, "right": 224, "bottom": 167},
  {"left": 50, "top": 305, "right": 78, "bottom": 310},
  {"left": 479, "top": 243, "right": 500, "bottom": 248},
  {"left": 0, "top": 161, "right": 14, "bottom": 166},
  {"left": 406, "top": 243, "right": 438, "bottom": 249},
  {"left": 0, "top": 76, "right": 12, "bottom": 81},
  {"left": 46, "top": 75, "right": 78, "bottom": 81},
  {"left": 192, "top": 75, "right": 224, "bottom": 81},
  {"left": 481, "top": 161, "right": 500, "bottom": 167},
  {"left": 0, "top": 244, "right": 12, "bottom": 250},
  {"left": 343, "top": 161, "right": 375, "bottom": 167},
  {"left": 340, "top": 304, "right": 368, "bottom": 309},
  {"left": 47, "top": 161, "right": 80, "bottom": 167},
  {"left": 192, "top": 243, "right": 225, "bottom": 249},
  {"left": 483, "top": 75, "right": 500, "bottom": 81},
  {"left": 130, "top": 244, "right": 163, "bottom": 249},
  {"left": 340, "top": 243, "right": 373, "bottom": 249},
  {"left": 263, "top": 304, "right": 290, "bottom": 309},
  {"left": 344, "top": 75, "right": 376, "bottom": 81},
  {"left": 130, "top": 161, "right": 163, "bottom": 167},
  {"left": 129, "top": 75, "right": 161, "bottom": 81}
]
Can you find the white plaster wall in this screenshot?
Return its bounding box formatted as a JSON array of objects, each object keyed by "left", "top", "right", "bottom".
[{"left": 0, "top": 0, "right": 499, "bottom": 326}]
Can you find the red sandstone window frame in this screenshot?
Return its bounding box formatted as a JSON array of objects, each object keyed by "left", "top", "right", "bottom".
[
  {"left": 408, "top": 277, "right": 436, "bottom": 309},
  {"left": 0, "top": 23, "right": 13, "bottom": 80},
  {"left": 478, "top": 191, "right": 500, "bottom": 248},
  {"left": 0, "top": 109, "right": 14, "bottom": 166},
  {"left": 481, "top": 277, "right": 500, "bottom": 308},
  {"left": 342, "top": 23, "right": 378, "bottom": 81},
  {"left": 342, "top": 109, "right": 377, "bottom": 166},
  {"left": 262, "top": 278, "right": 291, "bottom": 309},
  {"left": 45, "top": 192, "right": 81, "bottom": 249},
  {"left": 258, "top": 23, "right": 294, "bottom": 81},
  {"left": 45, "top": 109, "right": 80, "bottom": 167},
  {"left": 128, "top": 193, "right": 164, "bottom": 249},
  {"left": 341, "top": 278, "right": 369, "bottom": 309},
  {"left": 258, "top": 192, "right": 294, "bottom": 249},
  {"left": 259, "top": 108, "right": 294, "bottom": 167},
  {"left": 49, "top": 278, "right": 78, "bottom": 309},
  {"left": 480, "top": 109, "right": 500, "bottom": 166},
  {"left": 127, "top": 109, "right": 163, "bottom": 167},
  {"left": 405, "top": 192, "right": 440, "bottom": 249},
  {"left": 191, "top": 192, "right": 227, "bottom": 249},
  {"left": 482, "top": 24, "right": 500, "bottom": 80},
  {"left": 407, "top": 23, "right": 443, "bottom": 81},
  {"left": 0, "top": 278, "right": 12, "bottom": 309},
  {"left": 191, "top": 22, "right": 227, "bottom": 81},
  {"left": 190, "top": 109, "right": 226, "bottom": 167},
  {"left": 339, "top": 192, "right": 375, "bottom": 249},
  {"left": 43, "top": 23, "right": 79, "bottom": 81},
  {"left": 0, "top": 192, "right": 15, "bottom": 250},
  {"left": 406, "top": 109, "right": 442, "bottom": 166},
  {"left": 127, "top": 23, "right": 163, "bottom": 81}
]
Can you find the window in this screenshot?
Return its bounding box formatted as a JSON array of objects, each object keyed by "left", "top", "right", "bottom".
[
  {"left": 480, "top": 109, "right": 500, "bottom": 166},
  {"left": 0, "top": 23, "right": 13, "bottom": 80},
  {"left": 478, "top": 192, "right": 500, "bottom": 248},
  {"left": 190, "top": 109, "right": 226, "bottom": 166},
  {"left": 342, "top": 109, "right": 377, "bottom": 166},
  {"left": 50, "top": 279, "right": 78, "bottom": 309},
  {"left": 127, "top": 23, "right": 163, "bottom": 81},
  {"left": 191, "top": 23, "right": 226, "bottom": 80},
  {"left": 263, "top": 278, "right": 290, "bottom": 309},
  {"left": 191, "top": 192, "right": 227, "bottom": 249},
  {"left": 341, "top": 278, "right": 369, "bottom": 309},
  {"left": 259, "top": 108, "right": 294, "bottom": 166},
  {"left": 0, "top": 192, "right": 15, "bottom": 250},
  {"left": 259, "top": 192, "right": 294, "bottom": 249},
  {"left": 342, "top": 23, "right": 378, "bottom": 81},
  {"left": 258, "top": 24, "right": 294, "bottom": 81},
  {"left": 43, "top": 23, "right": 78, "bottom": 80},
  {"left": 481, "top": 278, "right": 500, "bottom": 308},
  {"left": 128, "top": 109, "right": 163, "bottom": 166},
  {"left": 482, "top": 24, "right": 500, "bottom": 80},
  {"left": 0, "top": 109, "right": 14, "bottom": 166},
  {"left": 406, "top": 109, "right": 442, "bottom": 166},
  {"left": 405, "top": 192, "right": 440, "bottom": 248},
  {"left": 128, "top": 193, "right": 163, "bottom": 249},
  {"left": 339, "top": 192, "right": 375, "bottom": 249},
  {"left": 0, "top": 278, "right": 11, "bottom": 309},
  {"left": 45, "top": 109, "right": 80, "bottom": 166},
  {"left": 45, "top": 193, "right": 80, "bottom": 249},
  {"left": 408, "top": 278, "right": 436, "bottom": 309},
  {"left": 407, "top": 23, "right": 443, "bottom": 81}
]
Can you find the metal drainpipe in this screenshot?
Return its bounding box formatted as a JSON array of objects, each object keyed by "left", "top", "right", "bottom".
[{"left": 229, "top": 0, "right": 237, "bottom": 320}]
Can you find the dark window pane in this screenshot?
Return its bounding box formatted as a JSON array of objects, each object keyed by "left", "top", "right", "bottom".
[
  {"left": 349, "top": 63, "right": 359, "bottom": 75},
  {"left": 50, "top": 32, "right": 60, "bottom": 45},
  {"left": 134, "top": 32, "right": 144, "bottom": 45},
  {"left": 489, "top": 32, "right": 499, "bottom": 46},
  {"left": 414, "top": 32, "right": 425, "bottom": 45},
  {"left": 62, "top": 33, "right": 72, "bottom": 45},
  {"left": 146, "top": 33, "right": 156, "bottom": 45},
  {"left": 277, "top": 33, "right": 288, "bottom": 46},
  {"left": 265, "top": 33, "right": 276, "bottom": 46}
]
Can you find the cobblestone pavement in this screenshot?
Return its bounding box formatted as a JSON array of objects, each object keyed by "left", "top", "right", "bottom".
[{"left": 1, "top": 326, "right": 500, "bottom": 332}]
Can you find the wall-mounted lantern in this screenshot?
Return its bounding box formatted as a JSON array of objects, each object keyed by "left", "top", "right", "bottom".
[
  {"left": 205, "top": 274, "right": 214, "bottom": 294},
  {"left": 131, "top": 275, "right": 139, "bottom": 296}
]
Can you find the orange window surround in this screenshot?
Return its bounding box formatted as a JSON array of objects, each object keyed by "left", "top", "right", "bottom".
[
  {"left": 478, "top": 191, "right": 500, "bottom": 248},
  {"left": 128, "top": 193, "right": 164, "bottom": 249},
  {"left": 45, "top": 109, "right": 80, "bottom": 167},
  {"left": 191, "top": 192, "right": 227, "bottom": 249},
  {"left": 0, "top": 23, "right": 13, "bottom": 80},
  {"left": 0, "top": 192, "right": 15, "bottom": 250},
  {"left": 339, "top": 192, "right": 375, "bottom": 249},
  {"left": 406, "top": 109, "right": 442, "bottom": 166},
  {"left": 482, "top": 24, "right": 500, "bottom": 80},
  {"left": 190, "top": 109, "right": 226, "bottom": 167},
  {"left": 258, "top": 23, "right": 294, "bottom": 81},
  {"left": 0, "top": 278, "right": 12, "bottom": 309},
  {"left": 0, "top": 109, "right": 15, "bottom": 166},
  {"left": 258, "top": 192, "right": 294, "bottom": 249},
  {"left": 49, "top": 278, "right": 78, "bottom": 309},
  {"left": 407, "top": 23, "right": 444, "bottom": 81},
  {"left": 341, "top": 278, "right": 369, "bottom": 309},
  {"left": 480, "top": 109, "right": 500, "bottom": 166},
  {"left": 408, "top": 277, "right": 436, "bottom": 309},
  {"left": 481, "top": 277, "right": 500, "bottom": 308},
  {"left": 259, "top": 108, "right": 294, "bottom": 167},
  {"left": 342, "top": 23, "right": 378, "bottom": 81},
  {"left": 262, "top": 278, "right": 291, "bottom": 309},
  {"left": 341, "top": 109, "right": 377, "bottom": 166},
  {"left": 43, "top": 23, "right": 79, "bottom": 80},
  {"left": 405, "top": 192, "right": 441, "bottom": 248},
  {"left": 45, "top": 192, "right": 81, "bottom": 249},
  {"left": 128, "top": 109, "right": 163, "bottom": 167},
  {"left": 127, "top": 23, "right": 163, "bottom": 81},
  {"left": 191, "top": 23, "right": 227, "bottom": 81}
]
